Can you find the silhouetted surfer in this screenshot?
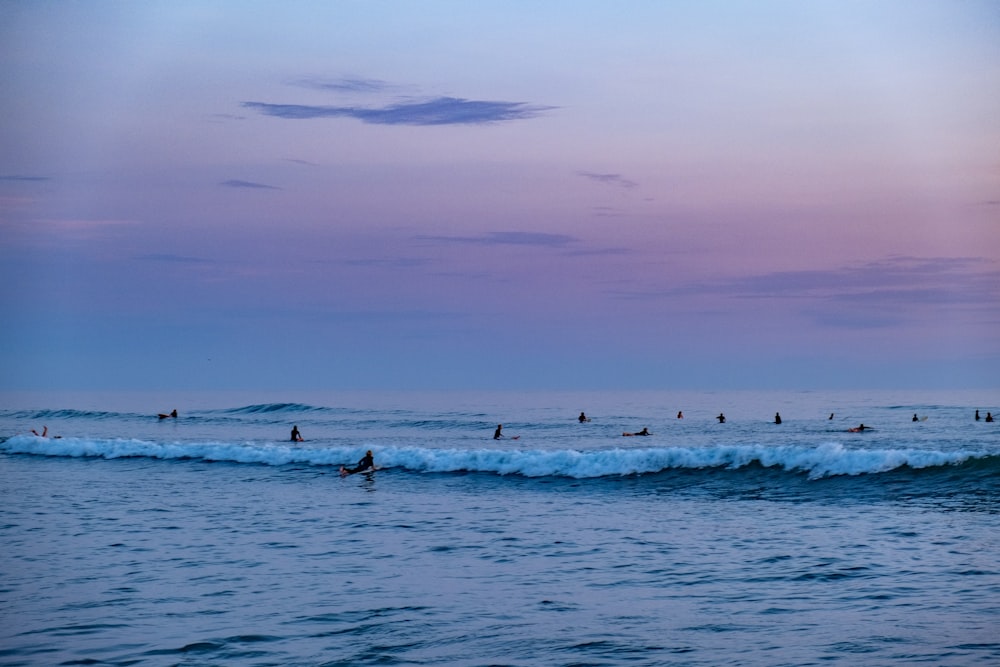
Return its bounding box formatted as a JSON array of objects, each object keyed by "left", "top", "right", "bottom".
[
  {"left": 493, "top": 424, "right": 519, "bottom": 440},
  {"left": 341, "top": 450, "right": 374, "bottom": 475},
  {"left": 291, "top": 425, "right": 303, "bottom": 442},
  {"left": 578, "top": 412, "right": 590, "bottom": 423},
  {"left": 717, "top": 413, "right": 726, "bottom": 424},
  {"left": 158, "top": 409, "right": 177, "bottom": 420},
  {"left": 623, "top": 427, "right": 650, "bottom": 436},
  {"left": 848, "top": 424, "right": 873, "bottom": 432},
  {"left": 774, "top": 412, "right": 782, "bottom": 424}
]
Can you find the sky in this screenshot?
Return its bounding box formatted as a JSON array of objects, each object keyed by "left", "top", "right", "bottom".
[{"left": 1, "top": 1, "right": 998, "bottom": 391}]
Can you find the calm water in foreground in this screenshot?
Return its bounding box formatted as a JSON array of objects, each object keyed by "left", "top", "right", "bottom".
[{"left": 1, "top": 389, "right": 998, "bottom": 666}]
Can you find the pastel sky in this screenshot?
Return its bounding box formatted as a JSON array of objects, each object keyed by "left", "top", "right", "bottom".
[{"left": 2, "top": 1, "right": 998, "bottom": 391}]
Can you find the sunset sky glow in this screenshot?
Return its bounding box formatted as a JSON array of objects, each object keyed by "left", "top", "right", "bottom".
[{"left": 2, "top": 1, "right": 998, "bottom": 391}]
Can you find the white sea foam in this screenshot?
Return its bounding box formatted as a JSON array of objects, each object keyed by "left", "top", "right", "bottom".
[{"left": 1, "top": 435, "right": 983, "bottom": 479}]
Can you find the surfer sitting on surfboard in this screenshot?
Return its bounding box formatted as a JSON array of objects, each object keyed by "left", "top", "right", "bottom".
[
  {"left": 290, "top": 425, "right": 303, "bottom": 442},
  {"left": 341, "top": 450, "right": 375, "bottom": 475}
]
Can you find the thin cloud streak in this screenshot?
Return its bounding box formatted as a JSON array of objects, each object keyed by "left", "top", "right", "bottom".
[
  {"left": 220, "top": 179, "right": 282, "bottom": 190},
  {"left": 289, "top": 77, "right": 392, "bottom": 93},
  {"left": 242, "top": 97, "right": 555, "bottom": 126},
  {"left": 415, "top": 231, "right": 578, "bottom": 247},
  {"left": 578, "top": 171, "right": 638, "bottom": 189}
]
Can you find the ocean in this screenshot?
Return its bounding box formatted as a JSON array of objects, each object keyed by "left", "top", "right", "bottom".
[{"left": 1, "top": 389, "right": 998, "bottom": 666}]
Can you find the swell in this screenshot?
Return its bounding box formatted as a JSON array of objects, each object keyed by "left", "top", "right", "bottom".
[{"left": 2, "top": 435, "right": 996, "bottom": 482}]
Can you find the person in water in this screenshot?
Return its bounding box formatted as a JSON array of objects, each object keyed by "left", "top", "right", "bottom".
[
  {"left": 158, "top": 409, "right": 178, "bottom": 420},
  {"left": 975, "top": 409, "right": 981, "bottom": 421},
  {"left": 623, "top": 427, "right": 650, "bottom": 436},
  {"left": 829, "top": 413, "right": 834, "bottom": 420},
  {"left": 31, "top": 426, "right": 48, "bottom": 437},
  {"left": 578, "top": 412, "right": 590, "bottom": 423},
  {"left": 290, "top": 425, "right": 303, "bottom": 442},
  {"left": 849, "top": 423, "right": 873, "bottom": 432},
  {"left": 494, "top": 424, "right": 503, "bottom": 439},
  {"left": 677, "top": 411, "right": 683, "bottom": 419},
  {"left": 912, "top": 414, "right": 919, "bottom": 422},
  {"left": 774, "top": 412, "right": 782, "bottom": 424},
  {"left": 717, "top": 413, "right": 726, "bottom": 424},
  {"left": 342, "top": 450, "right": 374, "bottom": 475},
  {"left": 987, "top": 412, "right": 995, "bottom": 423}
]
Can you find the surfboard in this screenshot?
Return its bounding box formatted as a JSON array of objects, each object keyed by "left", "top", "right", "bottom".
[{"left": 340, "top": 466, "right": 377, "bottom": 476}]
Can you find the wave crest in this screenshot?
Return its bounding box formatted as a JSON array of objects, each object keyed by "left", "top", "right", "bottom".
[{"left": 1, "top": 436, "right": 991, "bottom": 480}]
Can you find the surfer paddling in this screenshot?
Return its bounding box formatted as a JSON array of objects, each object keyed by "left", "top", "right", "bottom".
[
  {"left": 623, "top": 427, "right": 651, "bottom": 437},
  {"left": 158, "top": 409, "right": 177, "bottom": 420},
  {"left": 493, "top": 424, "right": 520, "bottom": 440},
  {"left": 848, "top": 424, "right": 873, "bottom": 433},
  {"left": 340, "top": 450, "right": 375, "bottom": 476}
]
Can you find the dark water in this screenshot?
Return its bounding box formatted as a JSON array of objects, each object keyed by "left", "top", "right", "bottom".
[{"left": 2, "top": 390, "right": 998, "bottom": 665}]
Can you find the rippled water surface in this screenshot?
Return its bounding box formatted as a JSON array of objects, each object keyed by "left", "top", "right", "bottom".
[{"left": 2, "top": 390, "right": 998, "bottom": 665}]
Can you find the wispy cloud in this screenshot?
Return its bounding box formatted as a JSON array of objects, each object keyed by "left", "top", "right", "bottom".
[
  {"left": 0, "top": 175, "right": 50, "bottom": 182},
  {"left": 289, "top": 77, "right": 392, "bottom": 94},
  {"left": 415, "top": 231, "right": 577, "bottom": 247},
  {"left": 617, "top": 256, "right": 1000, "bottom": 328},
  {"left": 578, "top": 171, "right": 638, "bottom": 189},
  {"left": 135, "top": 253, "right": 212, "bottom": 265},
  {"left": 220, "top": 179, "right": 281, "bottom": 190},
  {"left": 242, "top": 97, "right": 554, "bottom": 126}
]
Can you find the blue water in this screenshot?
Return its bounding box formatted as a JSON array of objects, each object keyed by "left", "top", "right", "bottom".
[{"left": 1, "top": 389, "right": 998, "bottom": 666}]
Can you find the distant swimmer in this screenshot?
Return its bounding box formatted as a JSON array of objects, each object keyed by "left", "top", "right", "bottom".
[
  {"left": 912, "top": 414, "right": 919, "bottom": 422},
  {"left": 717, "top": 413, "right": 726, "bottom": 424},
  {"left": 677, "top": 411, "right": 683, "bottom": 419},
  {"left": 975, "top": 410, "right": 981, "bottom": 421},
  {"left": 987, "top": 413, "right": 995, "bottom": 423},
  {"left": 578, "top": 412, "right": 591, "bottom": 423},
  {"left": 848, "top": 424, "right": 873, "bottom": 432},
  {"left": 623, "top": 427, "right": 651, "bottom": 436},
  {"left": 158, "top": 409, "right": 178, "bottom": 420},
  {"left": 774, "top": 412, "right": 782, "bottom": 425},
  {"left": 291, "top": 425, "right": 303, "bottom": 442},
  {"left": 829, "top": 413, "right": 834, "bottom": 420},
  {"left": 340, "top": 450, "right": 375, "bottom": 476}
]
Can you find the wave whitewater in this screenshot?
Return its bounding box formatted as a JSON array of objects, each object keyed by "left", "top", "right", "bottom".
[{"left": 2, "top": 435, "right": 993, "bottom": 480}]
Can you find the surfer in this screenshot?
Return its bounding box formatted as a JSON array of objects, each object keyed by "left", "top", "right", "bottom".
[
  {"left": 158, "top": 409, "right": 177, "bottom": 420},
  {"left": 774, "top": 412, "right": 782, "bottom": 424},
  {"left": 975, "top": 409, "right": 981, "bottom": 421},
  {"left": 290, "top": 425, "right": 303, "bottom": 442},
  {"left": 717, "top": 413, "right": 726, "bottom": 424},
  {"left": 829, "top": 413, "right": 834, "bottom": 420},
  {"left": 31, "top": 426, "right": 48, "bottom": 437},
  {"left": 849, "top": 423, "right": 873, "bottom": 432},
  {"left": 677, "top": 411, "right": 683, "bottom": 419},
  {"left": 623, "top": 427, "right": 651, "bottom": 436},
  {"left": 494, "top": 424, "right": 503, "bottom": 439},
  {"left": 987, "top": 412, "right": 995, "bottom": 423},
  {"left": 341, "top": 450, "right": 375, "bottom": 475},
  {"left": 578, "top": 412, "right": 590, "bottom": 423},
  {"left": 912, "top": 414, "right": 919, "bottom": 422}
]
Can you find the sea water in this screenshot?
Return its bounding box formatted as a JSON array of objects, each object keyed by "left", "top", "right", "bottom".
[{"left": 1, "top": 389, "right": 998, "bottom": 666}]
